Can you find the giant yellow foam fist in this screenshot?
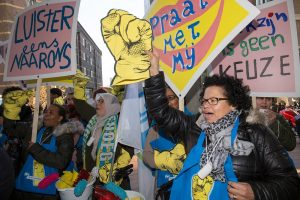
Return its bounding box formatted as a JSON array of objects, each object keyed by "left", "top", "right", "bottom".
[
  {"left": 192, "top": 175, "right": 213, "bottom": 200},
  {"left": 101, "top": 9, "right": 152, "bottom": 85},
  {"left": 73, "top": 70, "right": 90, "bottom": 101},
  {"left": 3, "top": 89, "right": 33, "bottom": 120},
  {"left": 154, "top": 143, "right": 186, "bottom": 175}
]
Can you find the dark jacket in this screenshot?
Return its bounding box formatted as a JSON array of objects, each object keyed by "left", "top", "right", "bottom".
[
  {"left": 3, "top": 118, "right": 77, "bottom": 171},
  {"left": 0, "top": 147, "right": 14, "bottom": 200},
  {"left": 268, "top": 114, "right": 296, "bottom": 151},
  {"left": 144, "top": 72, "right": 300, "bottom": 200}
]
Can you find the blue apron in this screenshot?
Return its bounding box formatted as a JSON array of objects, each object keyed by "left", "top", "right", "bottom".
[
  {"left": 150, "top": 129, "right": 178, "bottom": 188},
  {"left": 15, "top": 127, "right": 58, "bottom": 195},
  {"left": 170, "top": 118, "right": 239, "bottom": 200}
]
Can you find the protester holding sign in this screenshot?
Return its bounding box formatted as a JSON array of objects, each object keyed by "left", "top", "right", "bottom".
[
  {"left": 144, "top": 51, "right": 300, "bottom": 200},
  {"left": 72, "top": 70, "right": 134, "bottom": 189}
]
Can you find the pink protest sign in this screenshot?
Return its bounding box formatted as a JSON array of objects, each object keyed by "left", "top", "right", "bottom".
[
  {"left": 210, "top": 0, "right": 300, "bottom": 97},
  {"left": 4, "top": 0, "right": 80, "bottom": 81}
]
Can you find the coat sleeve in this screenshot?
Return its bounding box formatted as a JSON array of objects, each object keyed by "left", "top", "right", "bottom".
[
  {"left": 29, "top": 133, "right": 74, "bottom": 170},
  {"left": 3, "top": 117, "right": 32, "bottom": 139},
  {"left": 247, "top": 125, "right": 300, "bottom": 200},
  {"left": 269, "top": 114, "right": 296, "bottom": 151},
  {"left": 73, "top": 98, "right": 96, "bottom": 123},
  {"left": 144, "top": 72, "right": 200, "bottom": 142}
]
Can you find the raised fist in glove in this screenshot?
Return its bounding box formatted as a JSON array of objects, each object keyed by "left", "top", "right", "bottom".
[
  {"left": 154, "top": 143, "right": 186, "bottom": 174},
  {"left": 73, "top": 69, "right": 90, "bottom": 101},
  {"left": 3, "top": 89, "right": 33, "bottom": 120},
  {"left": 101, "top": 9, "right": 152, "bottom": 85}
]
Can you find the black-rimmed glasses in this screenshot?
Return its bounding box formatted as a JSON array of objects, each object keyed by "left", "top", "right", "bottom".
[{"left": 200, "top": 97, "right": 229, "bottom": 106}]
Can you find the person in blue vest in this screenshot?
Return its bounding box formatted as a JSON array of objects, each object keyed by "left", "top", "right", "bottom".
[
  {"left": 143, "top": 86, "right": 196, "bottom": 199},
  {"left": 144, "top": 51, "right": 300, "bottom": 200},
  {"left": 2, "top": 87, "right": 80, "bottom": 200}
]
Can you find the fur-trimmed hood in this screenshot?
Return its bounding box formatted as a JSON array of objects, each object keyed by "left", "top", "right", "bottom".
[
  {"left": 245, "top": 109, "right": 269, "bottom": 126},
  {"left": 50, "top": 120, "right": 84, "bottom": 137}
]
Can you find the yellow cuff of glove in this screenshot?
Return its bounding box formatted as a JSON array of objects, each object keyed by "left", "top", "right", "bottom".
[
  {"left": 53, "top": 96, "right": 64, "bottom": 105},
  {"left": 73, "top": 70, "right": 90, "bottom": 101}
]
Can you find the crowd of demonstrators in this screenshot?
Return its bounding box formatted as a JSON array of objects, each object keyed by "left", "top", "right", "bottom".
[
  {"left": 143, "top": 86, "right": 189, "bottom": 200},
  {"left": 144, "top": 51, "right": 300, "bottom": 200},
  {"left": 72, "top": 70, "right": 134, "bottom": 189},
  {"left": 255, "top": 97, "right": 296, "bottom": 151}
]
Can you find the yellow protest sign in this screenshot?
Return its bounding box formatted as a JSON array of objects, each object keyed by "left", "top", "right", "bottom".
[{"left": 145, "top": 0, "right": 260, "bottom": 99}]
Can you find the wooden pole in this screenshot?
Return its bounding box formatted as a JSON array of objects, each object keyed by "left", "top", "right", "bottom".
[
  {"left": 179, "top": 98, "right": 184, "bottom": 112},
  {"left": 31, "top": 78, "right": 42, "bottom": 142}
]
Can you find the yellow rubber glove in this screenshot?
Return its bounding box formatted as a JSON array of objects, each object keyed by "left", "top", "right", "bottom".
[
  {"left": 99, "top": 163, "right": 115, "bottom": 184},
  {"left": 53, "top": 96, "right": 64, "bottom": 105},
  {"left": 101, "top": 9, "right": 152, "bottom": 85},
  {"left": 192, "top": 175, "right": 214, "bottom": 200},
  {"left": 56, "top": 171, "right": 78, "bottom": 189},
  {"left": 73, "top": 70, "right": 90, "bottom": 101},
  {"left": 111, "top": 85, "right": 125, "bottom": 104},
  {"left": 3, "top": 89, "right": 33, "bottom": 120},
  {"left": 154, "top": 143, "right": 186, "bottom": 175}
]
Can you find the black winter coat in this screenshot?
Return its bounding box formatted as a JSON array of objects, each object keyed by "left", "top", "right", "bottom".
[{"left": 144, "top": 72, "right": 300, "bottom": 200}]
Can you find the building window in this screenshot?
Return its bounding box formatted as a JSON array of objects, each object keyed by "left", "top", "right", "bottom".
[
  {"left": 82, "top": 37, "right": 86, "bottom": 47},
  {"left": 89, "top": 45, "right": 92, "bottom": 52},
  {"left": 82, "top": 67, "right": 87, "bottom": 75},
  {"left": 90, "top": 57, "right": 93, "bottom": 65},
  {"left": 82, "top": 52, "right": 86, "bottom": 61}
]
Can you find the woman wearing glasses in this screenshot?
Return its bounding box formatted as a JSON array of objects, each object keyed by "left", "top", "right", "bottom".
[{"left": 144, "top": 51, "right": 300, "bottom": 200}]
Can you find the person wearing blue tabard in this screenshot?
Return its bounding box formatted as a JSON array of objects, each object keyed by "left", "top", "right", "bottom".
[
  {"left": 144, "top": 51, "right": 300, "bottom": 200},
  {"left": 143, "top": 87, "right": 189, "bottom": 199},
  {"left": 3, "top": 103, "right": 76, "bottom": 200}
]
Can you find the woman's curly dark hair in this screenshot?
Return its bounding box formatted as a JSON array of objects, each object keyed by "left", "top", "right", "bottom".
[{"left": 199, "top": 75, "right": 252, "bottom": 111}]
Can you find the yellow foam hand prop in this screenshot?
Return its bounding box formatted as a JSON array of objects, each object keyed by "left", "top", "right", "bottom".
[
  {"left": 73, "top": 69, "right": 90, "bottom": 101},
  {"left": 154, "top": 143, "right": 186, "bottom": 174},
  {"left": 101, "top": 9, "right": 152, "bottom": 85},
  {"left": 53, "top": 96, "right": 64, "bottom": 105},
  {"left": 192, "top": 175, "right": 214, "bottom": 200},
  {"left": 56, "top": 170, "right": 78, "bottom": 189},
  {"left": 3, "top": 89, "right": 32, "bottom": 120}
]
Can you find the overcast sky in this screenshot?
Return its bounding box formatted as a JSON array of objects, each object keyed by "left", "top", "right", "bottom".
[{"left": 78, "top": 0, "right": 146, "bottom": 86}]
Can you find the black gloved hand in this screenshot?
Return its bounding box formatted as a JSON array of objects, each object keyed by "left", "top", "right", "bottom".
[{"left": 113, "top": 164, "right": 133, "bottom": 181}]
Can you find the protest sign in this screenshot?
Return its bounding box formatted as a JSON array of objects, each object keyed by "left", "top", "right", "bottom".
[
  {"left": 210, "top": 0, "right": 300, "bottom": 97},
  {"left": 145, "top": 0, "right": 260, "bottom": 99},
  {"left": 4, "top": 0, "right": 80, "bottom": 81}
]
